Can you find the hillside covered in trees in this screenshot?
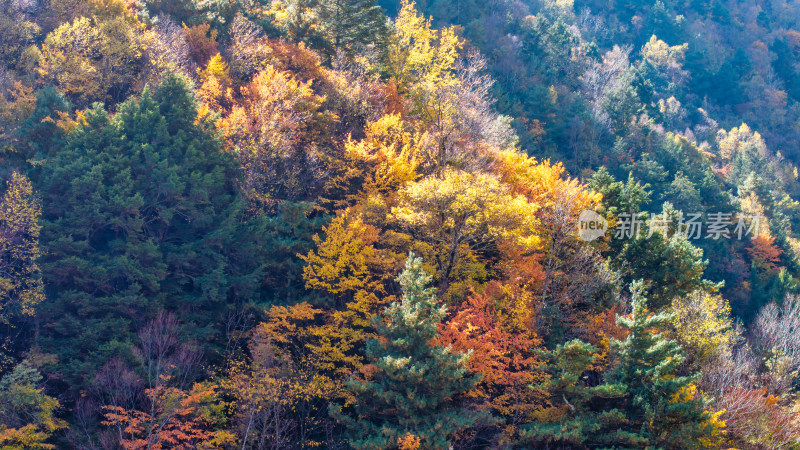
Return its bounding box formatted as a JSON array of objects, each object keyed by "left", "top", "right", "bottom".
[{"left": 3, "top": 0, "right": 800, "bottom": 448}]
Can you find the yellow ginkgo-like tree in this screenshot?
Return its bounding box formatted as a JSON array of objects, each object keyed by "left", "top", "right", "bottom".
[
  {"left": 386, "top": 0, "right": 460, "bottom": 90},
  {"left": 0, "top": 172, "right": 44, "bottom": 325},
  {"left": 387, "top": 0, "right": 515, "bottom": 175},
  {"left": 392, "top": 168, "right": 538, "bottom": 293},
  {"left": 496, "top": 149, "right": 608, "bottom": 325},
  {"left": 669, "top": 290, "right": 737, "bottom": 366},
  {"left": 343, "top": 113, "right": 420, "bottom": 199}
]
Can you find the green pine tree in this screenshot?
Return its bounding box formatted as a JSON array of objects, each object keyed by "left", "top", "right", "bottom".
[
  {"left": 20, "top": 86, "right": 72, "bottom": 160},
  {"left": 332, "top": 253, "right": 482, "bottom": 449},
  {"left": 523, "top": 282, "right": 715, "bottom": 449},
  {"left": 251, "top": 201, "right": 329, "bottom": 305},
  {"left": 316, "top": 0, "right": 388, "bottom": 56},
  {"left": 617, "top": 226, "right": 715, "bottom": 310},
  {"left": 606, "top": 280, "right": 714, "bottom": 448},
  {"left": 521, "top": 340, "right": 627, "bottom": 448},
  {"left": 37, "top": 73, "right": 265, "bottom": 387}
]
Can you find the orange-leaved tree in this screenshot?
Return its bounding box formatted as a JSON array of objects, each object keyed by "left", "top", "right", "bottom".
[
  {"left": 748, "top": 235, "right": 783, "bottom": 273},
  {"left": 438, "top": 282, "right": 547, "bottom": 442},
  {"left": 102, "top": 379, "right": 232, "bottom": 450},
  {"left": 220, "top": 64, "right": 326, "bottom": 207}
]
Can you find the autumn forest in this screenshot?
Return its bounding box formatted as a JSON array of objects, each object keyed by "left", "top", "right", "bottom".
[{"left": 3, "top": 0, "right": 800, "bottom": 448}]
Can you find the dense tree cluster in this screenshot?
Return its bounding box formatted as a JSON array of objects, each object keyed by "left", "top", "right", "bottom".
[{"left": 2, "top": 0, "right": 800, "bottom": 448}]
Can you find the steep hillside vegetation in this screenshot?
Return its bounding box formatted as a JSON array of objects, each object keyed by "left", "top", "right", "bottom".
[{"left": 1, "top": 0, "right": 800, "bottom": 447}]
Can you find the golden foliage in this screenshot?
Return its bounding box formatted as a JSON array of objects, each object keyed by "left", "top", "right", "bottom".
[
  {"left": 393, "top": 168, "right": 538, "bottom": 249},
  {"left": 301, "top": 213, "right": 380, "bottom": 300},
  {"left": 300, "top": 211, "right": 396, "bottom": 334},
  {"left": 642, "top": 35, "right": 688, "bottom": 68},
  {"left": 397, "top": 432, "right": 421, "bottom": 450},
  {"left": 224, "top": 302, "right": 364, "bottom": 433},
  {"left": 197, "top": 53, "right": 233, "bottom": 111},
  {"left": 495, "top": 150, "right": 602, "bottom": 220},
  {"left": 0, "top": 361, "right": 66, "bottom": 449},
  {"left": 0, "top": 172, "right": 44, "bottom": 323},
  {"left": 669, "top": 290, "right": 737, "bottom": 365},
  {"left": 392, "top": 168, "right": 538, "bottom": 294},
  {"left": 387, "top": 0, "right": 461, "bottom": 90},
  {"left": 0, "top": 424, "right": 56, "bottom": 449},
  {"left": 716, "top": 123, "right": 767, "bottom": 163},
  {"left": 38, "top": 15, "right": 147, "bottom": 106},
  {"left": 0, "top": 82, "right": 36, "bottom": 150},
  {"left": 344, "top": 114, "right": 420, "bottom": 197}
]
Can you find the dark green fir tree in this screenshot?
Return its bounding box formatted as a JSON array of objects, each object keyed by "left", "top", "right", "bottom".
[
  {"left": 606, "top": 280, "right": 715, "bottom": 448},
  {"left": 37, "top": 73, "right": 266, "bottom": 389},
  {"left": 523, "top": 282, "right": 715, "bottom": 448},
  {"left": 317, "top": 0, "right": 388, "bottom": 55},
  {"left": 332, "top": 253, "right": 482, "bottom": 449},
  {"left": 521, "top": 339, "right": 626, "bottom": 447}
]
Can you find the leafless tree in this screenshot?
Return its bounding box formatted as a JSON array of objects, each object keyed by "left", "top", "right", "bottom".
[
  {"left": 577, "top": 7, "right": 608, "bottom": 42},
  {"left": 752, "top": 295, "right": 800, "bottom": 393},
  {"left": 414, "top": 50, "right": 516, "bottom": 175},
  {"left": 64, "top": 397, "right": 101, "bottom": 450},
  {"left": 92, "top": 358, "right": 143, "bottom": 447},
  {"left": 135, "top": 311, "right": 200, "bottom": 392},
  {"left": 694, "top": 299, "right": 800, "bottom": 447},
  {"left": 148, "top": 15, "right": 196, "bottom": 78},
  {"left": 224, "top": 307, "right": 256, "bottom": 357},
  {"left": 714, "top": 383, "right": 800, "bottom": 449},
  {"left": 753, "top": 295, "right": 800, "bottom": 365},
  {"left": 326, "top": 49, "right": 386, "bottom": 137},
  {"left": 580, "top": 44, "right": 632, "bottom": 138},
  {"left": 0, "top": 68, "right": 13, "bottom": 95},
  {"left": 699, "top": 341, "right": 757, "bottom": 395},
  {"left": 92, "top": 312, "right": 203, "bottom": 448},
  {"left": 226, "top": 13, "right": 271, "bottom": 83},
  {"left": 3, "top": 0, "right": 38, "bottom": 15},
  {"left": 94, "top": 358, "right": 142, "bottom": 412}
]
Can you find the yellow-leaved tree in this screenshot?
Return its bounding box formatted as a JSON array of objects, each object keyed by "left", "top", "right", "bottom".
[
  {"left": 0, "top": 361, "right": 66, "bottom": 449},
  {"left": 715, "top": 123, "right": 767, "bottom": 166},
  {"left": 0, "top": 172, "right": 44, "bottom": 326},
  {"left": 494, "top": 150, "right": 611, "bottom": 336},
  {"left": 343, "top": 113, "right": 420, "bottom": 199},
  {"left": 221, "top": 64, "right": 324, "bottom": 207},
  {"left": 38, "top": 12, "right": 148, "bottom": 107},
  {"left": 301, "top": 213, "right": 385, "bottom": 312},
  {"left": 197, "top": 53, "right": 233, "bottom": 112},
  {"left": 670, "top": 290, "right": 738, "bottom": 366},
  {"left": 392, "top": 168, "right": 538, "bottom": 295},
  {"left": 386, "top": 0, "right": 516, "bottom": 175},
  {"left": 300, "top": 209, "right": 399, "bottom": 341},
  {"left": 223, "top": 301, "right": 367, "bottom": 448},
  {"left": 386, "top": 0, "right": 460, "bottom": 90}
]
